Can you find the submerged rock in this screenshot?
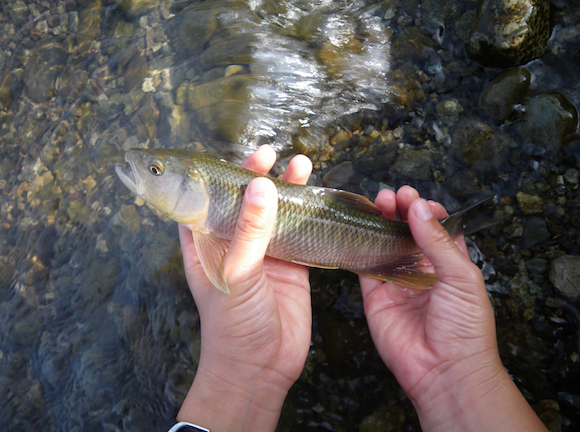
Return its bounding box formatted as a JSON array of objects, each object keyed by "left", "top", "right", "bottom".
[
  {"left": 390, "top": 147, "right": 432, "bottom": 181},
  {"left": 515, "top": 93, "right": 579, "bottom": 153},
  {"left": 549, "top": 254, "right": 580, "bottom": 299},
  {"left": 465, "top": 0, "right": 550, "bottom": 67},
  {"left": 449, "top": 117, "right": 513, "bottom": 174},
  {"left": 23, "top": 39, "right": 68, "bottom": 102},
  {"left": 479, "top": 68, "right": 531, "bottom": 124}
]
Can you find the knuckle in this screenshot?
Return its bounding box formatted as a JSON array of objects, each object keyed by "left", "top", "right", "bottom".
[{"left": 236, "top": 210, "right": 268, "bottom": 240}]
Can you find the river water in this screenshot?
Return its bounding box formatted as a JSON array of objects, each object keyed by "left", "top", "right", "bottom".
[{"left": 1, "top": 0, "right": 579, "bottom": 431}]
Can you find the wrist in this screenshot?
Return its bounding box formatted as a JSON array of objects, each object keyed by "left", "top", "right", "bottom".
[
  {"left": 177, "top": 362, "right": 291, "bottom": 432},
  {"left": 412, "top": 354, "right": 506, "bottom": 431},
  {"left": 412, "top": 354, "right": 547, "bottom": 432}
]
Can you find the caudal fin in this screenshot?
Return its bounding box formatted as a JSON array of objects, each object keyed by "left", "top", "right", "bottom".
[{"left": 440, "top": 195, "right": 496, "bottom": 238}]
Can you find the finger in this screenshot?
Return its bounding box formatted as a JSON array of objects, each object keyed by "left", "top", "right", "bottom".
[
  {"left": 240, "top": 145, "right": 277, "bottom": 174},
  {"left": 407, "top": 199, "right": 481, "bottom": 286},
  {"left": 282, "top": 154, "right": 312, "bottom": 185},
  {"left": 395, "top": 186, "right": 420, "bottom": 222},
  {"left": 224, "top": 177, "right": 278, "bottom": 292},
  {"left": 427, "top": 200, "right": 449, "bottom": 220},
  {"left": 374, "top": 188, "right": 397, "bottom": 221}
]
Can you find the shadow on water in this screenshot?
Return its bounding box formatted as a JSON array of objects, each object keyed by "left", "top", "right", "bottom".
[{"left": 0, "top": 0, "right": 579, "bottom": 431}]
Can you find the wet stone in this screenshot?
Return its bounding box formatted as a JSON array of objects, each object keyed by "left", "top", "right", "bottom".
[
  {"left": 515, "top": 93, "right": 579, "bottom": 153},
  {"left": 322, "top": 161, "right": 355, "bottom": 188},
  {"left": 465, "top": 0, "right": 550, "bottom": 67},
  {"left": 516, "top": 191, "right": 546, "bottom": 215},
  {"left": 391, "top": 27, "right": 438, "bottom": 62},
  {"left": 515, "top": 93, "right": 579, "bottom": 154},
  {"left": 526, "top": 257, "right": 548, "bottom": 274},
  {"left": 479, "top": 68, "right": 531, "bottom": 124},
  {"left": 41, "top": 352, "right": 69, "bottom": 387},
  {"left": 507, "top": 262, "right": 537, "bottom": 311},
  {"left": 571, "top": 208, "right": 580, "bottom": 230},
  {"left": 521, "top": 216, "right": 551, "bottom": 249},
  {"left": 436, "top": 98, "right": 463, "bottom": 126},
  {"left": 124, "top": 54, "right": 149, "bottom": 92},
  {"left": 359, "top": 404, "right": 406, "bottom": 432},
  {"left": 390, "top": 147, "right": 432, "bottom": 181},
  {"left": 533, "top": 400, "right": 562, "bottom": 432},
  {"left": 549, "top": 254, "right": 580, "bottom": 299},
  {"left": 352, "top": 137, "right": 398, "bottom": 175},
  {"left": 23, "top": 39, "right": 68, "bottom": 103},
  {"left": 449, "top": 118, "right": 512, "bottom": 174}
]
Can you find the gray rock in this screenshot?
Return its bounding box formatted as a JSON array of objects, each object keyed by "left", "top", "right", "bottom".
[
  {"left": 449, "top": 117, "right": 513, "bottom": 174},
  {"left": 549, "top": 255, "right": 580, "bottom": 299},
  {"left": 390, "top": 147, "right": 432, "bottom": 180},
  {"left": 479, "top": 68, "right": 531, "bottom": 124},
  {"left": 466, "top": 0, "right": 550, "bottom": 67},
  {"left": 521, "top": 216, "right": 551, "bottom": 249},
  {"left": 515, "top": 93, "right": 579, "bottom": 153},
  {"left": 322, "top": 162, "right": 355, "bottom": 188}
]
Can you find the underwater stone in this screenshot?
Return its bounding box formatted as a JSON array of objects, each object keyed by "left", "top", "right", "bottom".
[
  {"left": 571, "top": 208, "right": 580, "bottom": 230},
  {"left": 124, "top": 54, "right": 149, "bottom": 92},
  {"left": 359, "top": 404, "right": 406, "bottom": 432},
  {"left": 507, "top": 261, "right": 536, "bottom": 311},
  {"left": 23, "top": 39, "right": 68, "bottom": 102},
  {"left": 436, "top": 98, "right": 463, "bottom": 126},
  {"left": 449, "top": 117, "right": 512, "bottom": 173},
  {"left": 391, "top": 26, "right": 438, "bottom": 62},
  {"left": 516, "top": 191, "right": 546, "bottom": 215},
  {"left": 479, "top": 68, "right": 531, "bottom": 124},
  {"left": 515, "top": 93, "right": 579, "bottom": 153},
  {"left": 521, "top": 216, "right": 551, "bottom": 249},
  {"left": 549, "top": 254, "right": 580, "bottom": 299},
  {"left": 390, "top": 147, "right": 432, "bottom": 180},
  {"left": 322, "top": 162, "right": 354, "bottom": 188},
  {"left": 533, "top": 400, "right": 562, "bottom": 432},
  {"left": 465, "top": 0, "right": 550, "bottom": 68},
  {"left": 41, "top": 352, "right": 69, "bottom": 387}
]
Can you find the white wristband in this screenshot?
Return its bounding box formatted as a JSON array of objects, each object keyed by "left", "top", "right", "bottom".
[{"left": 167, "top": 421, "right": 210, "bottom": 432}]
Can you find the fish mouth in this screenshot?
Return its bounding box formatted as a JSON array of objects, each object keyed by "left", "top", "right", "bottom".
[{"left": 115, "top": 154, "right": 142, "bottom": 196}]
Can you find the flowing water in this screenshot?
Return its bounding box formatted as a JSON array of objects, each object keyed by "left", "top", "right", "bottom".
[{"left": 1, "top": 0, "right": 579, "bottom": 431}]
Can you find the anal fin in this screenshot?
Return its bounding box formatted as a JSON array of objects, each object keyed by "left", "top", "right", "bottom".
[
  {"left": 355, "top": 253, "right": 438, "bottom": 290},
  {"left": 192, "top": 230, "right": 231, "bottom": 294}
]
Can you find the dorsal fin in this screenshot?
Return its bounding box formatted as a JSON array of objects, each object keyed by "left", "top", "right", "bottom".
[{"left": 312, "top": 187, "right": 383, "bottom": 216}]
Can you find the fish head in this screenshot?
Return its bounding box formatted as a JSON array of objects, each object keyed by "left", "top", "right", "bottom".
[{"left": 115, "top": 148, "right": 210, "bottom": 227}]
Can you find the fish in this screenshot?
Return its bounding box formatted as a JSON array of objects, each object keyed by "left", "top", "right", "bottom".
[{"left": 115, "top": 148, "right": 493, "bottom": 294}]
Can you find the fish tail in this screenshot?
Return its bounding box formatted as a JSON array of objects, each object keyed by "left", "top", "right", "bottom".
[{"left": 440, "top": 194, "right": 496, "bottom": 238}]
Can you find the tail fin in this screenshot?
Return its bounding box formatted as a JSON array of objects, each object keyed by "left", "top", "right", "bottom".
[{"left": 440, "top": 195, "right": 496, "bottom": 238}]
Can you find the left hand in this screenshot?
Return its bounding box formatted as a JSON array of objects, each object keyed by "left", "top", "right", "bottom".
[{"left": 177, "top": 145, "right": 313, "bottom": 432}]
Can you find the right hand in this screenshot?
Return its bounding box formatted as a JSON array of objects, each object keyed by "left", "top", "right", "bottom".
[{"left": 360, "top": 186, "right": 547, "bottom": 431}]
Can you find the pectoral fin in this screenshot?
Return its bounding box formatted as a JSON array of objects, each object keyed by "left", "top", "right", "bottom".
[
  {"left": 356, "top": 253, "right": 438, "bottom": 290},
  {"left": 192, "top": 230, "right": 231, "bottom": 294}
]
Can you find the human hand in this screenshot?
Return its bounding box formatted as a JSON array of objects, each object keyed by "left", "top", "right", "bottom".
[
  {"left": 176, "top": 145, "right": 313, "bottom": 432},
  {"left": 360, "top": 186, "right": 547, "bottom": 432}
]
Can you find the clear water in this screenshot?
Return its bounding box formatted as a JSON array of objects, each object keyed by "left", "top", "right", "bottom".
[{"left": 1, "top": 0, "right": 579, "bottom": 431}]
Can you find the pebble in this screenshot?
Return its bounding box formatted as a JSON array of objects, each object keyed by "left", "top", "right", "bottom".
[{"left": 516, "top": 192, "right": 546, "bottom": 215}]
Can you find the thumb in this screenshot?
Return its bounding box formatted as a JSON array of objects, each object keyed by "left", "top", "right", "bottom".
[
  {"left": 407, "top": 199, "right": 479, "bottom": 286},
  {"left": 224, "top": 177, "right": 278, "bottom": 292}
]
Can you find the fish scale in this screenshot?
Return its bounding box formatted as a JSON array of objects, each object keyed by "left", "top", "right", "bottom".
[
  {"left": 185, "top": 153, "right": 422, "bottom": 275},
  {"left": 116, "top": 148, "right": 492, "bottom": 293}
]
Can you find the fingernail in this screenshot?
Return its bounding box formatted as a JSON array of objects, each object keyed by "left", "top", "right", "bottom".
[
  {"left": 247, "top": 178, "right": 275, "bottom": 207},
  {"left": 415, "top": 198, "right": 433, "bottom": 221}
]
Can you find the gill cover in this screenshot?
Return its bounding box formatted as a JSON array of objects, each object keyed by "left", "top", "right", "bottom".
[{"left": 121, "top": 149, "right": 210, "bottom": 226}]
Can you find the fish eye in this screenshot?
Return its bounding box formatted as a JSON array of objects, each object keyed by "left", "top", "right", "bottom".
[{"left": 149, "top": 161, "right": 164, "bottom": 176}]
